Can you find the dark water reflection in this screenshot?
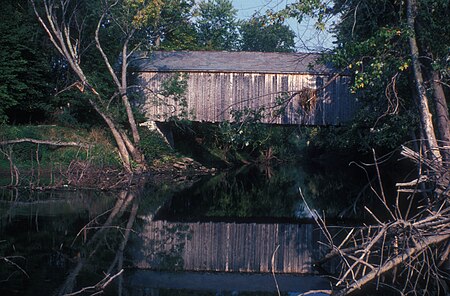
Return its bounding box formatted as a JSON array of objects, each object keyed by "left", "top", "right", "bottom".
[
  {"left": 0, "top": 158, "right": 411, "bottom": 295},
  {"left": 155, "top": 160, "right": 385, "bottom": 222},
  {"left": 0, "top": 189, "right": 118, "bottom": 295}
]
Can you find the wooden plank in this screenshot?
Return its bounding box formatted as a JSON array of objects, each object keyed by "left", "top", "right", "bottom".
[
  {"left": 250, "top": 223, "right": 256, "bottom": 272},
  {"left": 237, "top": 223, "right": 243, "bottom": 271},
  {"left": 206, "top": 222, "right": 211, "bottom": 270},
  {"left": 246, "top": 224, "right": 252, "bottom": 271},
  {"left": 286, "top": 224, "right": 292, "bottom": 273},
  {"left": 230, "top": 222, "right": 236, "bottom": 271},
  {"left": 260, "top": 224, "right": 266, "bottom": 272},
  {"left": 225, "top": 223, "right": 230, "bottom": 272},
  {"left": 261, "top": 223, "right": 268, "bottom": 272},
  {"left": 212, "top": 223, "right": 218, "bottom": 271},
  {"left": 211, "top": 222, "right": 216, "bottom": 270},
  {"left": 304, "top": 224, "right": 312, "bottom": 273},
  {"left": 194, "top": 222, "right": 200, "bottom": 270},
  {"left": 295, "top": 225, "right": 305, "bottom": 273},
  {"left": 139, "top": 70, "right": 354, "bottom": 125}
]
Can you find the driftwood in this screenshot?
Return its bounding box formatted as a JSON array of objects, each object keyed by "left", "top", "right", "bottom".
[{"left": 308, "top": 146, "right": 450, "bottom": 296}]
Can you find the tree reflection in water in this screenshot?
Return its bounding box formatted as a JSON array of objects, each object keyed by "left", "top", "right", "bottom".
[
  {"left": 57, "top": 188, "right": 141, "bottom": 296},
  {"left": 0, "top": 158, "right": 409, "bottom": 295},
  {"left": 0, "top": 186, "right": 144, "bottom": 296},
  {"left": 156, "top": 162, "right": 377, "bottom": 222}
]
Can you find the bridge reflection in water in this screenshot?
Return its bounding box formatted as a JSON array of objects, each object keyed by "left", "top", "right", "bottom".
[{"left": 133, "top": 220, "right": 328, "bottom": 274}]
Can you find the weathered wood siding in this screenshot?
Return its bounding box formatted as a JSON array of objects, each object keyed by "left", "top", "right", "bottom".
[
  {"left": 134, "top": 221, "right": 329, "bottom": 274},
  {"left": 137, "top": 71, "right": 356, "bottom": 125}
]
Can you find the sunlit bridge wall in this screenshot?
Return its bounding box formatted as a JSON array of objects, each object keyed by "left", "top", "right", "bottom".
[{"left": 131, "top": 51, "right": 356, "bottom": 126}]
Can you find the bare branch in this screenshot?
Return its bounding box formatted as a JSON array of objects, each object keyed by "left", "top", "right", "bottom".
[
  {"left": 95, "top": 9, "right": 121, "bottom": 89},
  {"left": 0, "top": 138, "right": 90, "bottom": 148}
]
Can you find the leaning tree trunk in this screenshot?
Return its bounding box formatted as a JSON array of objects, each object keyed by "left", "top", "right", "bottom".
[
  {"left": 430, "top": 69, "right": 450, "bottom": 164},
  {"left": 31, "top": 0, "right": 146, "bottom": 173},
  {"left": 94, "top": 16, "right": 146, "bottom": 170},
  {"left": 88, "top": 98, "right": 132, "bottom": 172},
  {"left": 406, "top": 0, "right": 442, "bottom": 165},
  {"left": 121, "top": 38, "right": 141, "bottom": 146}
]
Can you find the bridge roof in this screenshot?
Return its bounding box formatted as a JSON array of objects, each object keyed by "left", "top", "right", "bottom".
[{"left": 131, "top": 51, "right": 334, "bottom": 74}]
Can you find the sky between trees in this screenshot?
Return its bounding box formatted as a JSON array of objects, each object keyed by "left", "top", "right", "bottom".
[{"left": 232, "top": 0, "right": 336, "bottom": 50}]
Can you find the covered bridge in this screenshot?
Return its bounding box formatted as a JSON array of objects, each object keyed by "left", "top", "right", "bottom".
[{"left": 131, "top": 51, "right": 356, "bottom": 125}]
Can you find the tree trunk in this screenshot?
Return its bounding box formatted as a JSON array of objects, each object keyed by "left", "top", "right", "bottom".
[
  {"left": 406, "top": 0, "right": 442, "bottom": 165},
  {"left": 95, "top": 20, "right": 144, "bottom": 168},
  {"left": 430, "top": 69, "right": 450, "bottom": 164},
  {"left": 121, "top": 37, "right": 141, "bottom": 146},
  {"left": 31, "top": 0, "right": 146, "bottom": 173},
  {"left": 88, "top": 99, "right": 132, "bottom": 172}
]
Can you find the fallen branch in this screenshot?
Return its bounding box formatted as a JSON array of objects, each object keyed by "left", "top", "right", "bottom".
[
  {"left": 63, "top": 269, "right": 123, "bottom": 296},
  {"left": 271, "top": 245, "right": 281, "bottom": 296},
  {"left": 0, "top": 138, "right": 90, "bottom": 148},
  {"left": 311, "top": 146, "right": 450, "bottom": 296},
  {"left": 1, "top": 256, "right": 29, "bottom": 279},
  {"left": 334, "top": 233, "right": 450, "bottom": 296}
]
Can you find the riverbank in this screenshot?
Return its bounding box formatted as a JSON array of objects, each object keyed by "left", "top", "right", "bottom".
[
  {"left": 0, "top": 123, "right": 386, "bottom": 191},
  {"left": 0, "top": 124, "right": 217, "bottom": 190}
]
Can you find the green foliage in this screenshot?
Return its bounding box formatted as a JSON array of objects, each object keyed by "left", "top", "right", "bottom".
[
  {"left": 160, "top": 162, "right": 375, "bottom": 220},
  {"left": 305, "top": 111, "right": 417, "bottom": 153},
  {"left": 138, "top": 128, "right": 174, "bottom": 162},
  {"left": 277, "top": 0, "right": 449, "bottom": 152},
  {"left": 239, "top": 15, "right": 296, "bottom": 52},
  {"left": 0, "top": 125, "right": 120, "bottom": 174},
  {"left": 415, "top": 0, "right": 450, "bottom": 83},
  {"left": 0, "top": 1, "right": 55, "bottom": 123},
  {"left": 195, "top": 0, "right": 240, "bottom": 50},
  {"left": 326, "top": 0, "right": 449, "bottom": 153},
  {"left": 178, "top": 119, "right": 302, "bottom": 164},
  {"left": 149, "top": 0, "right": 199, "bottom": 50},
  {"left": 271, "top": 0, "right": 332, "bottom": 31},
  {"left": 155, "top": 73, "right": 191, "bottom": 120},
  {"left": 215, "top": 108, "right": 305, "bottom": 162}
]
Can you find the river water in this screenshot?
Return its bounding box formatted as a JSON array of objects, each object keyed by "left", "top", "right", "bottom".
[{"left": 0, "top": 157, "right": 411, "bottom": 295}]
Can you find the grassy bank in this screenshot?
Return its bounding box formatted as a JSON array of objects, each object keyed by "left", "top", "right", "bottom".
[{"left": 0, "top": 125, "right": 175, "bottom": 188}]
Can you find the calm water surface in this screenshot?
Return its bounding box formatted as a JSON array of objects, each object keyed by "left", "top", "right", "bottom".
[{"left": 0, "top": 158, "right": 410, "bottom": 295}]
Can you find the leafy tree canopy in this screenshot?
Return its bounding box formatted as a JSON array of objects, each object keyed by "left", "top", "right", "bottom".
[
  {"left": 239, "top": 15, "right": 296, "bottom": 52},
  {"left": 195, "top": 0, "right": 240, "bottom": 50},
  {"left": 0, "top": 1, "right": 56, "bottom": 124},
  {"left": 149, "top": 0, "right": 199, "bottom": 50},
  {"left": 275, "top": 0, "right": 449, "bottom": 153}
]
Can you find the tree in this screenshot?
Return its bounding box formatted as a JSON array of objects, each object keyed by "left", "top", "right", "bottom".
[
  {"left": 0, "top": 1, "right": 55, "bottom": 123},
  {"left": 414, "top": 0, "right": 450, "bottom": 163},
  {"left": 275, "top": 0, "right": 449, "bottom": 294},
  {"left": 29, "top": 0, "right": 167, "bottom": 172},
  {"left": 145, "top": 0, "right": 199, "bottom": 50},
  {"left": 280, "top": 0, "right": 449, "bottom": 165},
  {"left": 195, "top": 0, "right": 240, "bottom": 50},
  {"left": 406, "top": 0, "right": 442, "bottom": 163},
  {"left": 239, "top": 15, "right": 296, "bottom": 52},
  {"left": 331, "top": 0, "right": 448, "bottom": 165}
]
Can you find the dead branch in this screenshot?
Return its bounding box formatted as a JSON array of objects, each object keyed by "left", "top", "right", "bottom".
[
  {"left": 271, "top": 245, "right": 281, "bottom": 296},
  {"left": 310, "top": 145, "right": 450, "bottom": 296},
  {"left": 0, "top": 138, "right": 90, "bottom": 148},
  {"left": 1, "top": 256, "right": 29, "bottom": 279},
  {"left": 334, "top": 234, "right": 450, "bottom": 296},
  {"left": 62, "top": 269, "right": 123, "bottom": 296},
  {"left": 57, "top": 191, "right": 134, "bottom": 295}
]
